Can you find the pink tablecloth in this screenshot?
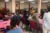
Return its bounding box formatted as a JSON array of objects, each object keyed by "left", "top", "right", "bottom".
[{"left": 0, "top": 20, "right": 10, "bottom": 28}]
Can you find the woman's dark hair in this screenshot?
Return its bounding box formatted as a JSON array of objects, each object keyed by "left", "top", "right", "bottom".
[
  {"left": 40, "top": 9, "right": 45, "bottom": 19},
  {"left": 10, "top": 15, "right": 20, "bottom": 29},
  {"left": 47, "top": 6, "right": 50, "bottom": 11}
]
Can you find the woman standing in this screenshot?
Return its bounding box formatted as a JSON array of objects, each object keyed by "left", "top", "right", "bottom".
[{"left": 43, "top": 7, "right": 50, "bottom": 33}]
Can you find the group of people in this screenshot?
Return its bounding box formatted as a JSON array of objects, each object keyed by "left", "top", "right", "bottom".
[
  {"left": 37, "top": 7, "right": 50, "bottom": 33},
  {"left": 0, "top": 10, "right": 30, "bottom": 33},
  {"left": 0, "top": 7, "right": 50, "bottom": 33},
  {"left": 42, "top": 8, "right": 50, "bottom": 33}
]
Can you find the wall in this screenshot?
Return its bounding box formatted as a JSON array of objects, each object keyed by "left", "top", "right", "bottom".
[
  {"left": 0, "top": 1, "right": 5, "bottom": 9},
  {"left": 6, "top": 1, "right": 12, "bottom": 11},
  {"left": 0, "top": 1, "right": 50, "bottom": 11},
  {"left": 41, "top": 3, "right": 47, "bottom": 9},
  {"left": 16, "top": 3, "right": 29, "bottom": 9},
  {"left": 0, "top": 1, "right": 12, "bottom": 11}
]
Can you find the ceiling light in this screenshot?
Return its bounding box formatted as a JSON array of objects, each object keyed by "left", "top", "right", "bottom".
[
  {"left": 20, "top": 1, "right": 24, "bottom": 3},
  {"left": 5, "top": 0, "right": 9, "bottom": 2},
  {"left": 42, "top": 1, "right": 48, "bottom": 3},
  {"left": 28, "top": 0, "right": 34, "bottom": 1},
  {"left": 31, "top": 2, "right": 35, "bottom": 4}
]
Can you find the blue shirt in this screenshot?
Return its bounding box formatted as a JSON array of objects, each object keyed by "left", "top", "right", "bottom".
[{"left": 7, "top": 27, "right": 23, "bottom": 33}]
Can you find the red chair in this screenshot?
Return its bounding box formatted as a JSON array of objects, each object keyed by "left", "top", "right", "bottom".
[
  {"left": 0, "top": 14, "right": 3, "bottom": 19},
  {"left": 30, "top": 20, "right": 37, "bottom": 30},
  {"left": 21, "top": 17, "right": 29, "bottom": 29},
  {"left": 21, "top": 17, "right": 27, "bottom": 24},
  {"left": 29, "top": 20, "right": 42, "bottom": 33}
]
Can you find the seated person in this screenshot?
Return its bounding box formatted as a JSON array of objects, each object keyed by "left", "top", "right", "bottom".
[
  {"left": 3, "top": 15, "right": 9, "bottom": 21},
  {"left": 0, "top": 31, "right": 4, "bottom": 33},
  {"left": 0, "top": 28, "right": 4, "bottom": 33},
  {"left": 0, "top": 14, "right": 3, "bottom": 20},
  {"left": 7, "top": 15, "right": 24, "bottom": 33}
]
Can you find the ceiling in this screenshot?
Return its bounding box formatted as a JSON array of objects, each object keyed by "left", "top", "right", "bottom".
[
  {"left": 0, "top": 0, "right": 49, "bottom": 2},
  {"left": 16, "top": 0, "right": 49, "bottom": 4},
  {"left": 0, "top": 0, "right": 49, "bottom": 3}
]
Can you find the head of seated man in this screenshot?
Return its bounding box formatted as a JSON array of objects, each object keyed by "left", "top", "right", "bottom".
[{"left": 7, "top": 15, "right": 24, "bottom": 33}]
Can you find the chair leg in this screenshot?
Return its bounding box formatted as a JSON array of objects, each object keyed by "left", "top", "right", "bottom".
[
  {"left": 29, "top": 26, "right": 31, "bottom": 33},
  {"left": 41, "top": 29, "right": 43, "bottom": 33},
  {"left": 47, "top": 31, "right": 48, "bottom": 33},
  {"left": 32, "top": 29, "right": 37, "bottom": 33},
  {"left": 37, "top": 30, "right": 39, "bottom": 33},
  {"left": 47, "top": 30, "right": 49, "bottom": 33},
  {"left": 21, "top": 23, "right": 23, "bottom": 28}
]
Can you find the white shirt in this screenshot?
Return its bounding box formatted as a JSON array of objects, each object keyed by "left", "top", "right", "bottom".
[
  {"left": 28, "top": 15, "right": 33, "bottom": 20},
  {"left": 43, "top": 12, "right": 50, "bottom": 30}
]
